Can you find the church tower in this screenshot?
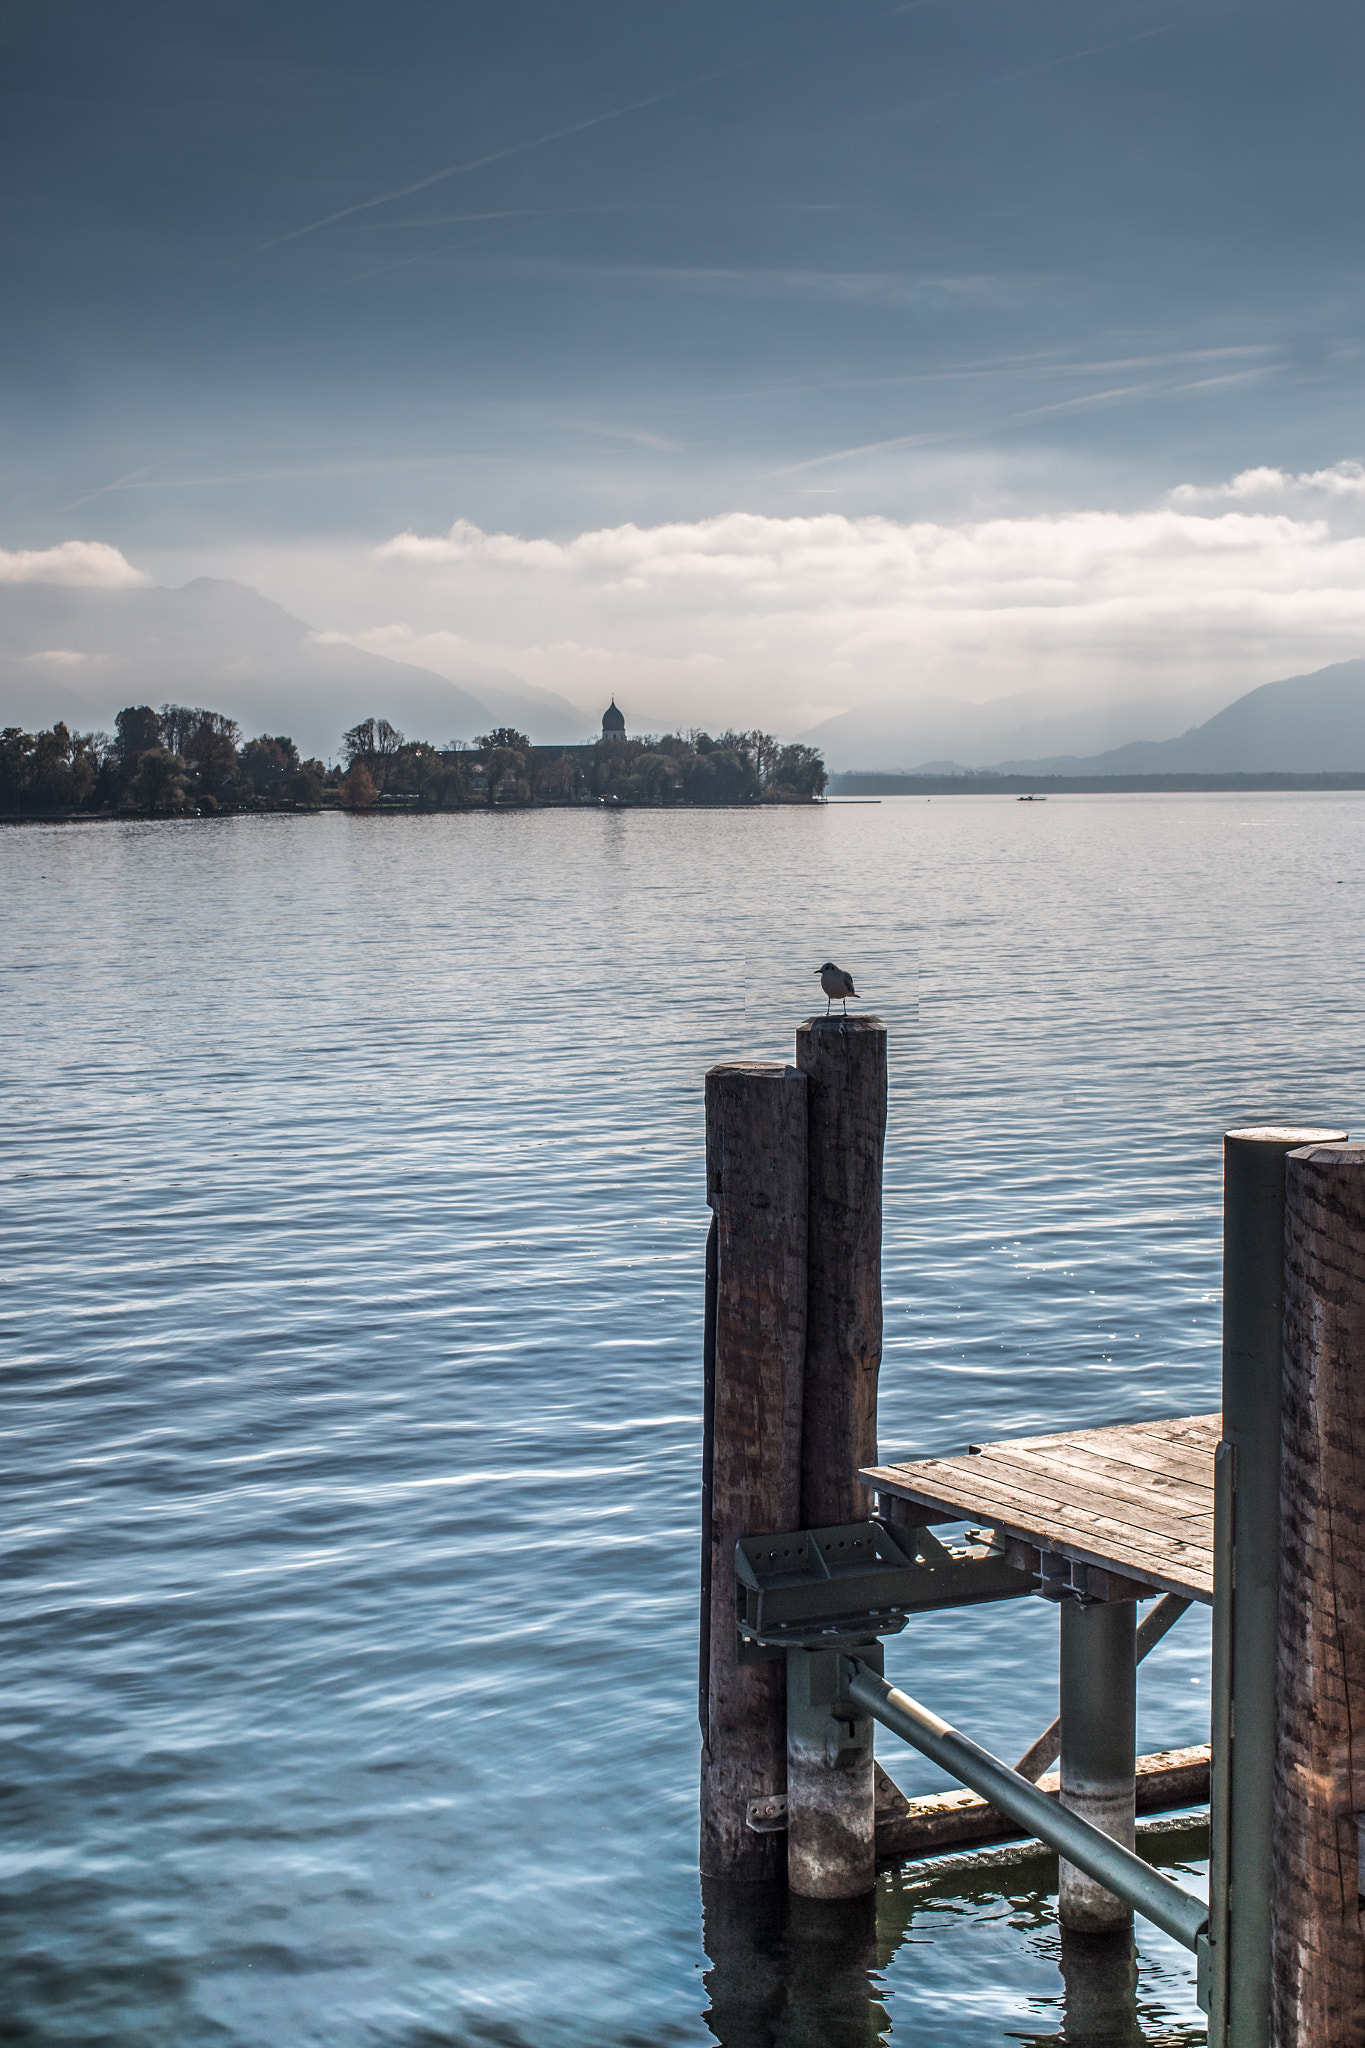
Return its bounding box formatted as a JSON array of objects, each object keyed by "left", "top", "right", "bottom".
[{"left": 601, "top": 699, "right": 626, "bottom": 739}]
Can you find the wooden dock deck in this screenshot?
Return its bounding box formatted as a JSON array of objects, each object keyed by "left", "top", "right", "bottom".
[{"left": 864, "top": 1412, "right": 1220, "bottom": 1605}]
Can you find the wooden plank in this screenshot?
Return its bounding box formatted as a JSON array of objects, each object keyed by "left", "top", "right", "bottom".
[
  {"left": 872, "top": 1456, "right": 1214, "bottom": 1556},
  {"left": 958, "top": 1447, "right": 1212, "bottom": 1533},
  {"left": 1016, "top": 1436, "right": 1219, "bottom": 1493},
  {"left": 959, "top": 1419, "right": 1220, "bottom": 1489},
  {"left": 994, "top": 1423, "right": 1219, "bottom": 1490}
]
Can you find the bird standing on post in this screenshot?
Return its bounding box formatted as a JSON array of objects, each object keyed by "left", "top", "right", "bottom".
[{"left": 817, "top": 962, "right": 857, "bottom": 1015}]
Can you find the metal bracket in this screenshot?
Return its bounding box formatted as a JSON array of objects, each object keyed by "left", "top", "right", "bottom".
[
  {"left": 1037, "top": 1548, "right": 1155, "bottom": 1605},
  {"left": 735, "top": 1519, "right": 1037, "bottom": 1661}
]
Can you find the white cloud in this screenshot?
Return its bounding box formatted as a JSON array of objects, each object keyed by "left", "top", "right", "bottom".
[
  {"left": 0, "top": 541, "right": 148, "bottom": 588},
  {"left": 24, "top": 647, "right": 91, "bottom": 666},
  {"left": 162, "top": 468, "right": 1365, "bottom": 734},
  {"left": 1171, "top": 460, "right": 1365, "bottom": 504},
  {"left": 365, "top": 486, "right": 1365, "bottom": 728}
]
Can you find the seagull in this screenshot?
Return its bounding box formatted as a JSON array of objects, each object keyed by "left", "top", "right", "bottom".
[{"left": 816, "top": 962, "right": 857, "bottom": 1015}]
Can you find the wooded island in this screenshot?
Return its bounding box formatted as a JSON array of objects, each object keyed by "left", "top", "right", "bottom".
[{"left": 1, "top": 703, "right": 828, "bottom": 818}]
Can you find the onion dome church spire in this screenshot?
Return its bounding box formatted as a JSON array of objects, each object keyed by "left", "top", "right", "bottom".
[{"left": 601, "top": 698, "right": 626, "bottom": 738}]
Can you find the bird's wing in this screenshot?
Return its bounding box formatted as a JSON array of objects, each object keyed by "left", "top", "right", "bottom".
[{"left": 843, "top": 974, "right": 857, "bottom": 993}]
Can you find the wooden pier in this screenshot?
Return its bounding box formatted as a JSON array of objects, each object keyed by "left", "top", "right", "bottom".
[
  {"left": 867, "top": 1412, "right": 1219, "bottom": 1605},
  {"left": 698, "top": 1020, "right": 1365, "bottom": 2047}
]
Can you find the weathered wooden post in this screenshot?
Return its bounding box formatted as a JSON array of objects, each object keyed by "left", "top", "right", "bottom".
[
  {"left": 786, "top": 1016, "right": 887, "bottom": 1900},
  {"left": 1271, "top": 1141, "right": 1365, "bottom": 2047},
  {"left": 796, "top": 1016, "right": 887, "bottom": 1528},
  {"left": 1059, "top": 1597, "right": 1137, "bottom": 1930},
  {"left": 1208, "top": 1127, "right": 1345, "bottom": 2047},
  {"left": 700, "top": 1061, "right": 809, "bottom": 1881}
]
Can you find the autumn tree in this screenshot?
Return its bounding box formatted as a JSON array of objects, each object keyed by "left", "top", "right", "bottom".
[{"left": 338, "top": 761, "right": 377, "bottom": 809}]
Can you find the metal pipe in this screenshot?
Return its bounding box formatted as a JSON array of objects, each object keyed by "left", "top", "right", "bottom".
[
  {"left": 844, "top": 1660, "right": 1208, "bottom": 1953},
  {"left": 1013, "top": 1592, "right": 1192, "bottom": 1783},
  {"left": 1059, "top": 1598, "right": 1136, "bottom": 1930}
]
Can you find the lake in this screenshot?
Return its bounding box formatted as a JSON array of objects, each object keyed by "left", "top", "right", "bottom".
[{"left": 6, "top": 792, "right": 1364, "bottom": 2046}]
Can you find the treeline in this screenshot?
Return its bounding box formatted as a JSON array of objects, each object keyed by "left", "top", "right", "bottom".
[
  {"left": 0, "top": 705, "right": 327, "bottom": 815},
  {"left": 337, "top": 719, "right": 827, "bottom": 807},
  {"left": 0, "top": 703, "right": 826, "bottom": 817}
]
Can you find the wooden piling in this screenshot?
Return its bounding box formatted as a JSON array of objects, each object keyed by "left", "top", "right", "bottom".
[
  {"left": 1271, "top": 1142, "right": 1365, "bottom": 2046},
  {"left": 784, "top": 1015, "right": 887, "bottom": 1899},
  {"left": 701, "top": 1061, "right": 809, "bottom": 1881},
  {"left": 794, "top": 1016, "right": 888, "bottom": 1528},
  {"left": 1210, "top": 1126, "right": 1345, "bottom": 2048}
]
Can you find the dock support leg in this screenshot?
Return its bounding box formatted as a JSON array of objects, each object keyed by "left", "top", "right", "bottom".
[
  {"left": 1059, "top": 1598, "right": 1137, "bottom": 1932},
  {"left": 787, "top": 1646, "right": 879, "bottom": 1899},
  {"left": 788, "top": 1015, "right": 886, "bottom": 1899},
  {"left": 793, "top": 1015, "right": 887, "bottom": 1529},
  {"left": 1210, "top": 1126, "right": 1345, "bottom": 2045},
  {"left": 1272, "top": 1142, "right": 1365, "bottom": 2046},
  {"left": 700, "top": 1062, "right": 809, "bottom": 1881}
]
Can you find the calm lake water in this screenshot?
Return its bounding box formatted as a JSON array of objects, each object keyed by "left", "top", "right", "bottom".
[{"left": 6, "top": 793, "right": 1365, "bottom": 2046}]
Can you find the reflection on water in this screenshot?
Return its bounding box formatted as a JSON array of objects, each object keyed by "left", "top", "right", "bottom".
[
  {"left": 704, "top": 1825, "right": 1208, "bottom": 2048},
  {"left": 6, "top": 794, "right": 1360, "bottom": 2041},
  {"left": 702, "top": 1883, "right": 886, "bottom": 2048}
]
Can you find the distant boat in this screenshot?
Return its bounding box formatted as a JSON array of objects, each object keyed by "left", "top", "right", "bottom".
[{"left": 1017, "top": 794, "right": 1046, "bottom": 802}]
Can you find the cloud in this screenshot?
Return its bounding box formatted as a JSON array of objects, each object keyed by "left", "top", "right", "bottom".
[
  {"left": 24, "top": 647, "right": 92, "bottom": 666},
  {"left": 0, "top": 541, "right": 148, "bottom": 588},
  {"left": 1171, "top": 460, "right": 1365, "bottom": 504},
  {"left": 367, "top": 479, "right": 1365, "bottom": 728}
]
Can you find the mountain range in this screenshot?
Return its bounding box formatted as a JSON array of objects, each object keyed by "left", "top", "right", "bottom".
[
  {"left": 0, "top": 577, "right": 591, "bottom": 758},
  {"left": 5, "top": 571, "right": 1365, "bottom": 776},
  {"left": 799, "top": 662, "right": 1365, "bottom": 776}
]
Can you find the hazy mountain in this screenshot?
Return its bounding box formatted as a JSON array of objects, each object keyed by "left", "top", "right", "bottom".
[
  {"left": 797, "top": 682, "right": 1230, "bottom": 774},
  {"left": 996, "top": 658, "right": 1365, "bottom": 774},
  {"left": 0, "top": 577, "right": 591, "bottom": 757}
]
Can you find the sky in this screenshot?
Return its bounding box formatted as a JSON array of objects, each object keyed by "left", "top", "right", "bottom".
[{"left": 5, "top": 0, "right": 1365, "bottom": 731}]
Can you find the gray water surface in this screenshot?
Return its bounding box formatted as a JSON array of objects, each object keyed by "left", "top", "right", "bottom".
[{"left": 6, "top": 794, "right": 1363, "bottom": 2045}]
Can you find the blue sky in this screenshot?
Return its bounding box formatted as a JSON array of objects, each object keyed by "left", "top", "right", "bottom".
[{"left": 6, "top": 0, "right": 1365, "bottom": 728}]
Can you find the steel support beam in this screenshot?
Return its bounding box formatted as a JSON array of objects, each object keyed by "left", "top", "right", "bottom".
[
  {"left": 1059, "top": 1598, "right": 1137, "bottom": 1930},
  {"left": 844, "top": 1659, "right": 1208, "bottom": 1954}
]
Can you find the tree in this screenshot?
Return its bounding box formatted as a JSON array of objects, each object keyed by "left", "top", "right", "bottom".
[
  {"left": 191, "top": 726, "right": 240, "bottom": 791},
  {"left": 238, "top": 734, "right": 300, "bottom": 794},
  {"left": 133, "top": 746, "right": 190, "bottom": 810},
  {"left": 0, "top": 727, "right": 34, "bottom": 811},
  {"left": 478, "top": 730, "right": 530, "bottom": 805},
  {"left": 338, "top": 761, "right": 377, "bottom": 809},
  {"left": 115, "top": 704, "right": 161, "bottom": 762},
  {"left": 771, "top": 743, "right": 827, "bottom": 799},
  {"left": 342, "top": 716, "right": 405, "bottom": 791},
  {"left": 292, "top": 759, "right": 327, "bottom": 806}
]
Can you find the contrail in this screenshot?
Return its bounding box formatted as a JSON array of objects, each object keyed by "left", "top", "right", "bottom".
[{"left": 253, "top": 69, "right": 740, "bottom": 254}]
